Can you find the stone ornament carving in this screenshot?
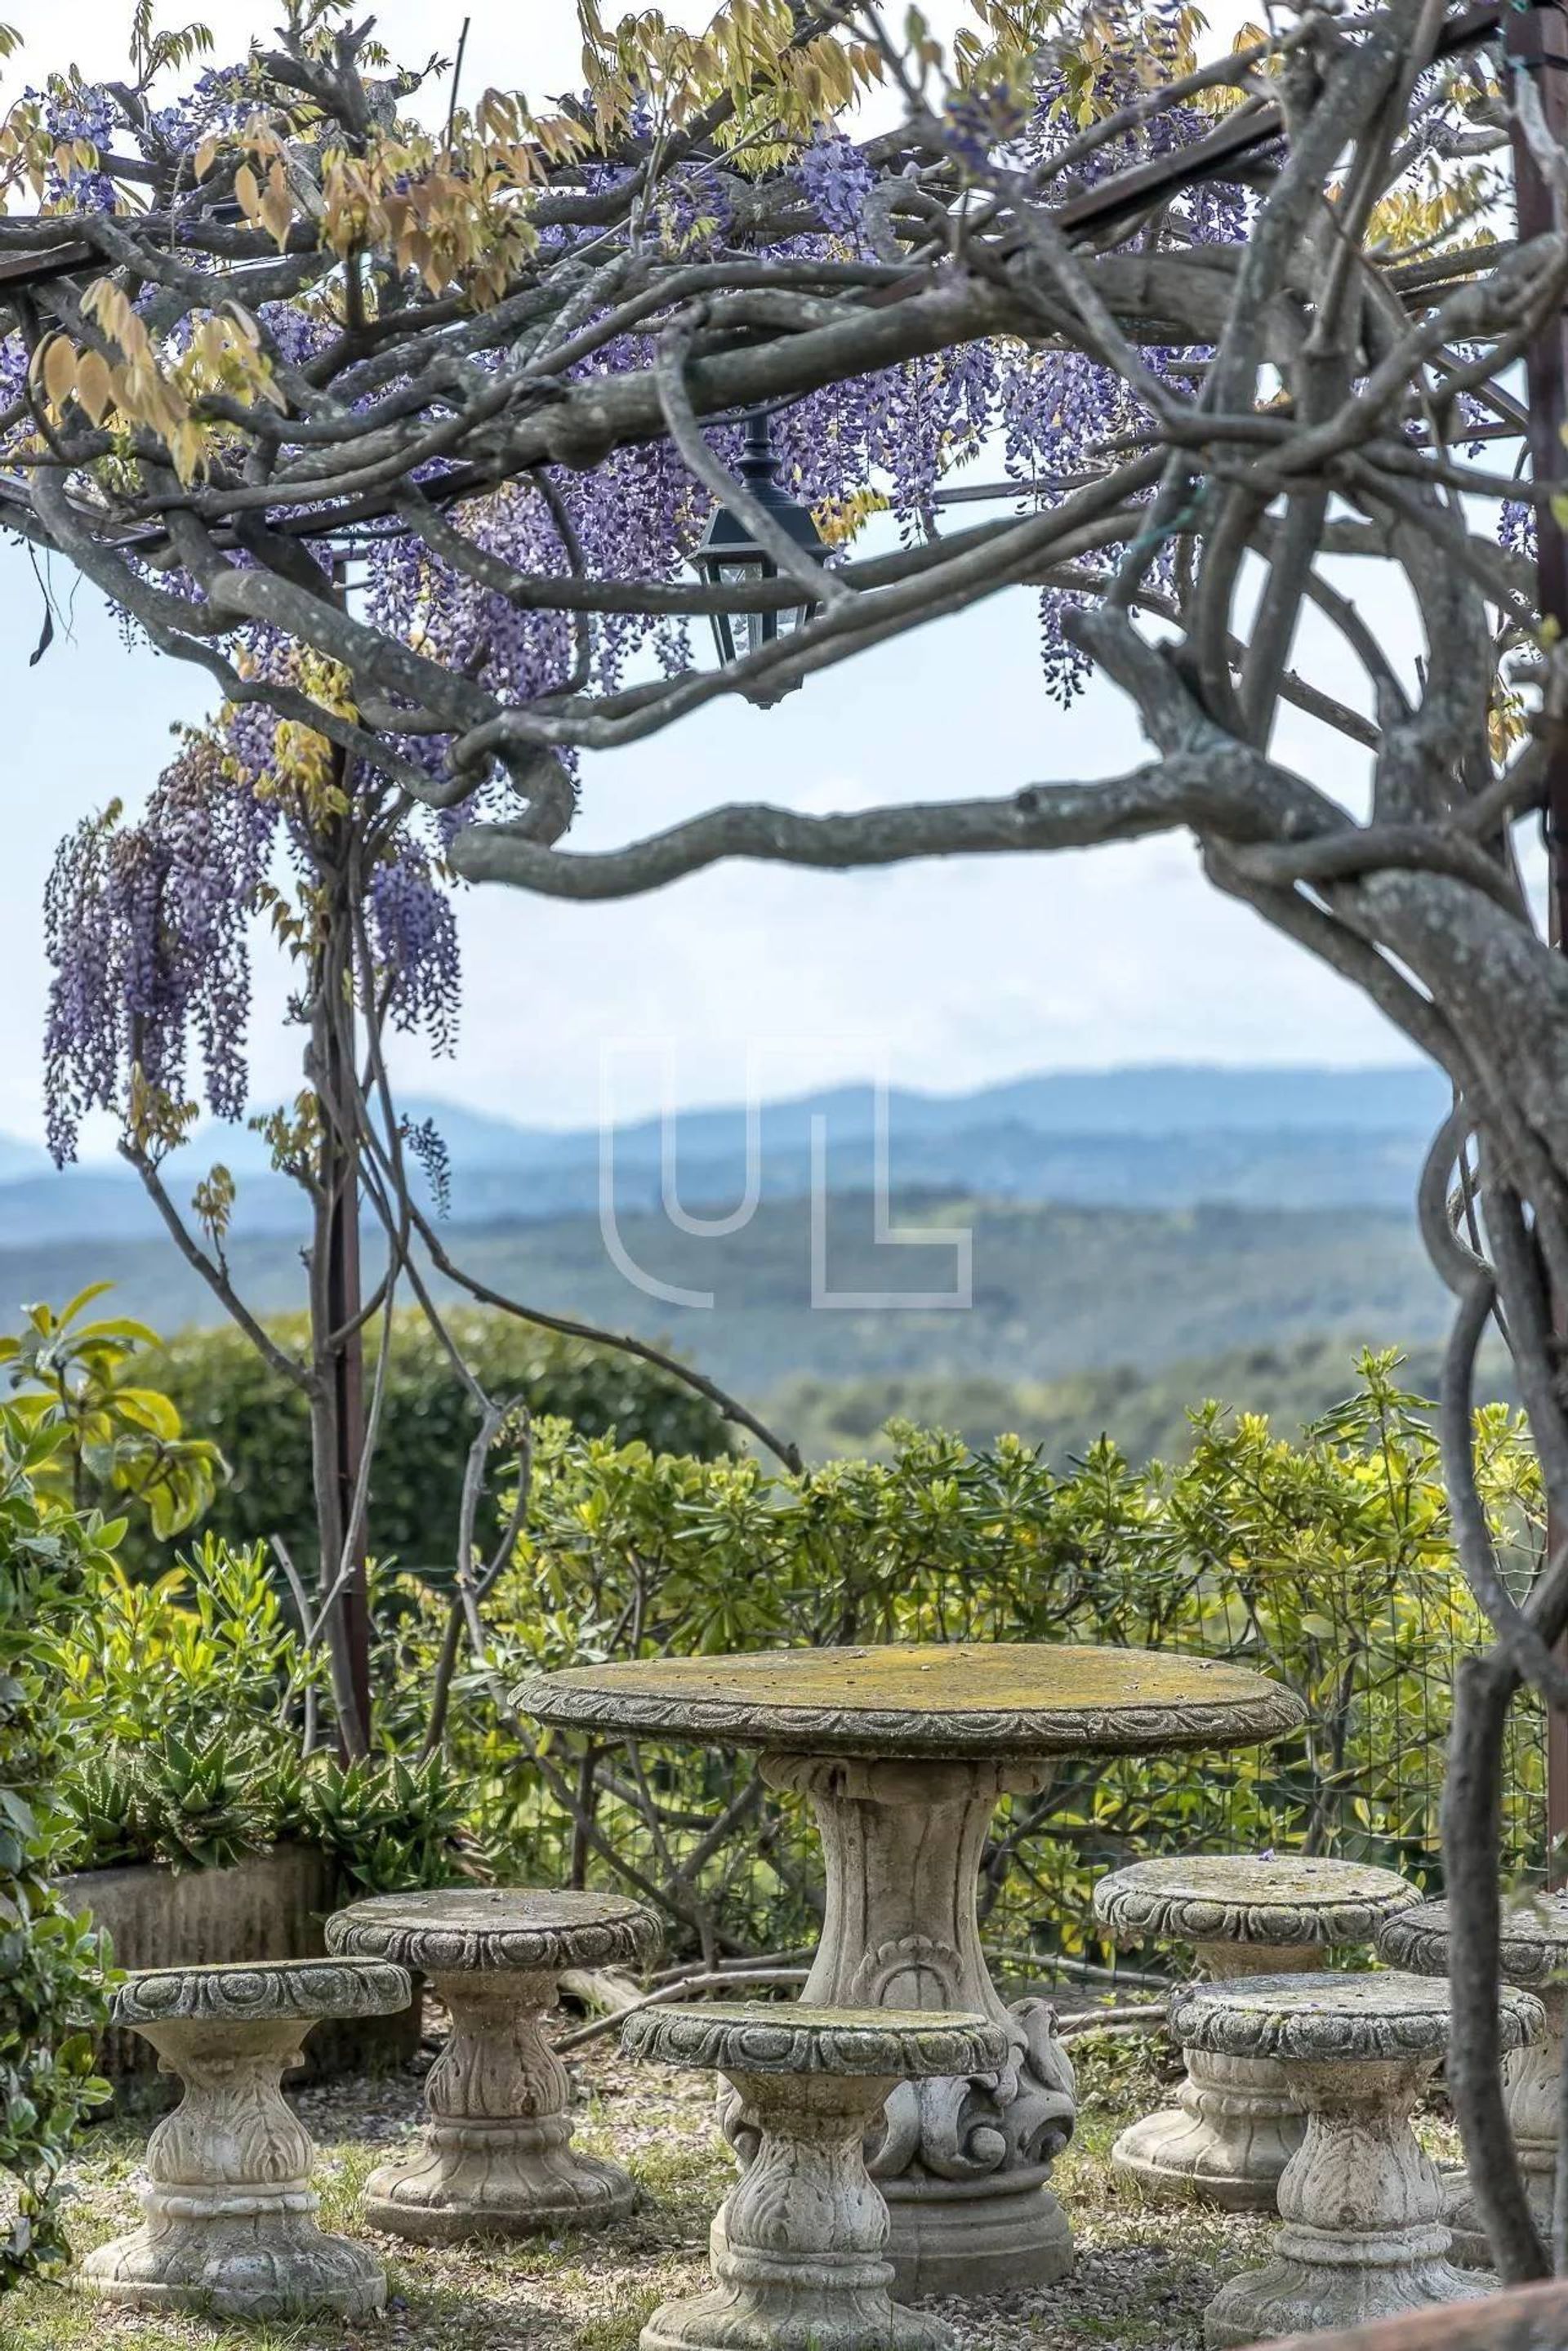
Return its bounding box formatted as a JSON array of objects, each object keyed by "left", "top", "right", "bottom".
[
  {"left": 1095, "top": 1856, "right": 1419, "bottom": 2211},
  {"left": 1168, "top": 1970, "right": 1541, "bottom": 2348},
  {"left": 1096, "top": 1856, "right": 1421, "bottom": 1955},
  {"left": 626, "top": 2001, "right": 1006, "bottom": 2082},
  {"left": 515, "top": 1641, "right": 1308, "bottom": 1760},
  {"left": 113, "top": 1956, "right": 409, "bottom": 2026},
  {"left": 75, "top": 1957, "right": 411, "bottom": 2322},
  {"left": 518, "top": 1641, "right": 1303, "bottom": 2300},
  {"left": 1170, "top": 1970, "right": 1539, "bottom": 2067},
  {"left": 626, "top": 2002, "right": 1004, "bottom": 2351},
  {"left": 327, "top": 1886, "right": 661, "bottom": 2243},
  {"left": 1379, "top": 1895, "right": 1568, "bottom": 2265},
  {"left": 326, "top": 1886, "right": 660, "bottom": 1976}
]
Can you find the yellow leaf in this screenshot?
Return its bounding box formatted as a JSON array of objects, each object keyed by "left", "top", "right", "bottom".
[
  {"left": 260, "top": 161, "right": 292, "bottom": 248},
  {"left": 193, "top": 136, "right": 216, "bottom": 180},
  {"left": 41, "top": 334, "right": 74, "bottom": 411},
  {"left": 74, "top": 347, "right": 113, "bottom": 425},
  {"left": 234, "top": 162, "right": 261, "bottom": 222}
]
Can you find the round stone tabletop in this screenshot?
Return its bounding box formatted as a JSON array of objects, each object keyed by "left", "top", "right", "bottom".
[
  {"left": 514, "top": 1643, "right": 1306, "bottom": 1760},
  {"left": 1379, "top": 1894, "right": 1568, "bottom": 1988},
  {"left": 326, "top": 1887, "right": 662, "bottom": 1975},
  {"left": 624, "top": 2001, "right": 1009, "bottom": 2081},
  {"left": 1169, "top": 1970, "right": 1543, "bottom": 2064},
  {"left": 1096, "top": 1855, "right": 1419, "bottom": 1949}
]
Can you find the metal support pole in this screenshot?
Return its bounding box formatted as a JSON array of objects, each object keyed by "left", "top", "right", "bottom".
[{"left": 1507, "top": 0, "right": 1568, "bottom": 1875}]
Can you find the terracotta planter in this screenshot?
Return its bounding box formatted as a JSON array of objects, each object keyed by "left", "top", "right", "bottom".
[{"left": 54, "top": 1844, "right": 422, "bottom": 2092}]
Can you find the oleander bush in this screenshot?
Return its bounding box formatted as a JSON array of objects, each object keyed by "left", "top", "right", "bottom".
[
  {"left": 0, "top": 1409, "right": 114, "bottom": 2296},
  {"left": 131, "top": 1310, "right": 733, "bottom": 1575},
  {"left": 452, "top": 1351, "right": 1544, "bottom": 1961}
]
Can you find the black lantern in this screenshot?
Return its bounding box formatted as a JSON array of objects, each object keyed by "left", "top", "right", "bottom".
[{"left": 691, "top": 408, "right": 825, "bottom": 706}]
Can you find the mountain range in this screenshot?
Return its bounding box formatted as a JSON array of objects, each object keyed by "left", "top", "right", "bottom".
[{"left": 0, "top": 1062, "right": 1453, "bottom": 1249}]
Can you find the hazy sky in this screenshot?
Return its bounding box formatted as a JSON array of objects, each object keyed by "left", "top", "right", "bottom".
[{"left": 0, "top": 0, "right": 1424, "bottom": 1151}]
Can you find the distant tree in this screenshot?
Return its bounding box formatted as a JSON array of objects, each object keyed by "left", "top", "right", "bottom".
[{"left": 2, "top": 0, "right": 1566, "bottom": 2283}]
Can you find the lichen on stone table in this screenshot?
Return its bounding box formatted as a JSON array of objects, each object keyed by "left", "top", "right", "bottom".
[{"left": 514, "top": 1641, "right": 1307, "bottom": 1759}]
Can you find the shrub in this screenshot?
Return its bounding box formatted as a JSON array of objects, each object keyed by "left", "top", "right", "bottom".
[
  {"left": 0, "top": 1410, "right": 114, "bottom": 2295},
  {"left": 454, "top": 1352, "right": 1543, "bottom": 1961},
  {"left": 1, "top": 1287, "right": 221, "bottom": 1540},
  {"left": 131, "top": 1310, "right": 733, "bottom": 1574}
]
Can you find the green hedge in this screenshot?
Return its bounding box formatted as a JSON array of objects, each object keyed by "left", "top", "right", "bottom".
[{"left": 132, "top": 1311, "right": 733, "bottom": 1574}]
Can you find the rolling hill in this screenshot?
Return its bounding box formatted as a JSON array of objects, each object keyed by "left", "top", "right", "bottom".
[
  {"left": 0, "top": 1191, "right": 1450, "bottom": 1393},
  {"left": 0, "top": 1062, "right": 1451, "bottom": 1247}
]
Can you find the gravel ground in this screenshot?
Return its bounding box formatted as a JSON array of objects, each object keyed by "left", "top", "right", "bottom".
[{"left": 3, "top": 2019, "right": 1465, "bottom": 2351}]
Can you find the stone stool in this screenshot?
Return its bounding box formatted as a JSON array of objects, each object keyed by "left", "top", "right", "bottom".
[
  {"left": 623, "top": 2001, "right": 1007, "bottom": 2351},
  {"left": 1379, "top": 1894, "right": 1568, "bottom": 2265},
  {"left": 1094, "top": 1855, "right": 1420, "bottom": 2209},
  {"left": 325, "top": 1886, "right": 661, "bottom": 2242},
  {"left": 1169, "top": 1971, "right": 1540, "bottom": 2347},
  {"left": 74, "top": 1956, "right": 411, "bottom": 2322}
]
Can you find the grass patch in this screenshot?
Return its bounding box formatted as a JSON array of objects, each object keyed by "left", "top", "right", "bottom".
[{"left": 2, "top": 2024, "right": 1295, "bottom": 2351}]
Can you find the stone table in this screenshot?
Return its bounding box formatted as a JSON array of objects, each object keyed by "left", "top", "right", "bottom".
[
  {"left": 515, "top": 1640, "right": 1305, "bottom": 2296},
  {"left": 326, "top": 1887, "right": 662, "bottom": 2242},
  {"left": 74, "top": 1956, "right": 411, "bottom": 2322},
  {"left": 1170, "top": 1971, "right": 1541, "bottom": 2347},
  {"left": 1094, "top": 1855, "right": 1420, "bottom": 2209},
  {"left": 1378, "top": 1895, "right": 1568, "bottom": 2264},
  {"left": 624, "top": 2002, "right": 1008, "bottom": 2351}
]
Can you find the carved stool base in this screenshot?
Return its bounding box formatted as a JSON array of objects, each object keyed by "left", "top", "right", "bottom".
[
  {"left": 1202, "top": 2068, "right": 1487, "bottom": 2349},
  {"left": 1162, "top": 1976, "right": 1539, "bottom": 2351},
  {"left": 1445, "top": 2028, "right": 1554, "bottom": 2265},
  {"left": 1443, "top": 1989, "right": 1561, "bottom": 2268},
  {"left": 71, "top": 1960, "right": 409, "bottom": 2322},
  {"left": 652, "top": 2068, "right": 951, "bottom": 2351},
  {"left": 1115, "top": 1948, "right": 1314, "bottom": 2214},
  {"left": 363, "top": 2117, "right": 635, "bottom": 2244},
  {"left": 326, "top": 1891, "right": 661, "bottom": 2246},
  {"left": 363, "top": 1966, "right": 635, "bottom": 2243},
  {"left": 1203, "top": 2221, "right": 1486, "bottom": 2349},
  {"left": 629, "top": 2006, "right": 1009, "bottom": 2351},
  {"left": 1379, "top": 1899, "right": 1568, "bottom": 2273},
  {"left": 79, "top": 2211, "right": 386, "bottom": 2323},
  {"left": 1111, "top": 2055, "right": 1304, "bottom": 2215}
]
